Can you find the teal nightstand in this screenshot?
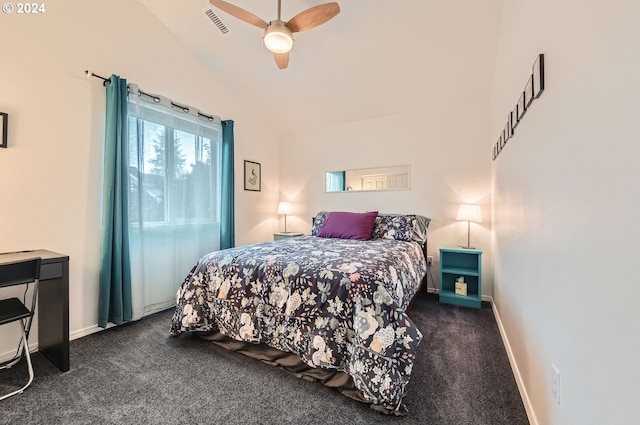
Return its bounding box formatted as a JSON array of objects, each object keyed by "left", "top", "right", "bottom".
[{"left": 439, "top": 247, "right": 483, "bottom": 309}]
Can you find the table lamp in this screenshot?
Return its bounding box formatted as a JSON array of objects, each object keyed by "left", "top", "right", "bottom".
[
  {"left": 456, "top": 203, "right": 481, "bottom": 249},
  {"left": 277, "top": 201, "right": 293, "bottom": 233}
]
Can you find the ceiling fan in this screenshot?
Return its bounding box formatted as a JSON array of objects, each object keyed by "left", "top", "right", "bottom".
[{"left": 209, "top": 0, "right": 340, "bottom": 69}]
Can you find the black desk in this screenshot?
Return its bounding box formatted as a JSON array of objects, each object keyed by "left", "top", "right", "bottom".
[{"left": 0, "top": 250, "right": 69, "bottom": 372}]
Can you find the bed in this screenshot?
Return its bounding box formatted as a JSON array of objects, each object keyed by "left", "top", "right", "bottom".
[{"left": 170, "top": 211, "right": 430, "bottom": 415}]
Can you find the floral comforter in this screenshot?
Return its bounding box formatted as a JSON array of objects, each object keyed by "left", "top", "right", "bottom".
[{"left": 170, "top": 236, "right": 426, "bottom": 413}]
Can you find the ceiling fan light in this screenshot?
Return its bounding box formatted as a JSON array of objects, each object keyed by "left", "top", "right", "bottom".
[{"left": 264, "top": 21, "right": 293, "bottom": 53}]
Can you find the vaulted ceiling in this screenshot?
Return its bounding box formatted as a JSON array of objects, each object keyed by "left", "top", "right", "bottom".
[{"left": 139, "top": 0, "right": 503, "bottom": 137}]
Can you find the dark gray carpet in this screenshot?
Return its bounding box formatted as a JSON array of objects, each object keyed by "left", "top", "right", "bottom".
[{"left": 0, "top": 293, "right": 528, "bottom": 425}]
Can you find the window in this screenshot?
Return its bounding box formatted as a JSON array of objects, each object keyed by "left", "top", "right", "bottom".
[
  {"left": 127, "top": 97, "right": 222, "bottom": 225},
  {"left": 122, "top": 86, "right": 227, "bottom": 322}
]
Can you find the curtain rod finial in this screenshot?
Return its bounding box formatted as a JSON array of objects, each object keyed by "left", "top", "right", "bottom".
[{"left": 84, "top": 69, "right": 92, "bottom": 78}]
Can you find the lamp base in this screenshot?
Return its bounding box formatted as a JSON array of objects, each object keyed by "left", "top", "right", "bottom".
[{"left": 459, "top": 245, "right": 476, "bottom": 249}]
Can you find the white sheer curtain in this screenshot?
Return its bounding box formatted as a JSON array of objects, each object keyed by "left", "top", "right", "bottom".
[{"left": 127, "top": 84, "right": 223, "bottom": 320}]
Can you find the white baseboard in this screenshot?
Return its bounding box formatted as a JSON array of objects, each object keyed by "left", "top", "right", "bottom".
[
  {"left": 0, "top": 345, "right": 35, "bottom": 363},
  {"left": 489, "top": 296, "right": 538, "bottom": 425},
  {"left": 69, "top": 322, "right": 115, "bottom": 341},
  {"left": 0, "top": 323, "right": 113, "bottom": 364}
]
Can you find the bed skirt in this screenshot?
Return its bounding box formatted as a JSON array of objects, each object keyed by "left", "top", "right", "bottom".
[{"left": 196, "top": 331, "right": 409, "bottom": 416}]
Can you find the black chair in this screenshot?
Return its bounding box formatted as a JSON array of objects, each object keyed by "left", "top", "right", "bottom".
[{"left": 0, "top": 258, "right": 41, "bottom": 401}]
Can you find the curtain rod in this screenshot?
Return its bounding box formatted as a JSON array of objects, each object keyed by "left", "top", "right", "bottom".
[
  {"left": 85, "top": 70, "right": 110, "bottom": 84},
  {"left": 84, "top": 70, "right": 218, "bottom": 122}
]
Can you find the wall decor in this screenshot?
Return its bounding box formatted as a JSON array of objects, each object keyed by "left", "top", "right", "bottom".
[
  {"left": 524, "top": 75, "right": 534, "bottom": 108},
  {"left": 0, "top": 112, "right": 7, "bottom": 148},
  {"left": 244, "top": 160, "right": 261, "bottom": 191},
  {"left": 492, "top": 54, "right": 545, "bottom": 161},
  {"left": 503, "top": 121, "right": 511, "bottom": 144},
  {"left": 533, "top": 53, "right": 545, "bottom": 98},
  {"left": 493, "top": 137, "right": 501, "bottom": 160},
  {"left": 325, "top": 165, "right": 410, "bottom": 193},
  {"left": 512, "top": 104, "right": 520, "bottom": 130},
  {"left": 517, "top": 92, "right": 526, "bottom": 120}
]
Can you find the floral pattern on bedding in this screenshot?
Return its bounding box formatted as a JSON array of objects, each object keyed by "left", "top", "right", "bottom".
[
  {"left": 170, "top": 236, "right": 426, "bottom": 413},
  {"left": 310, "top": 211, "right": 330, "bottom": 235},
  {"left": 372, "top": 215, "right": 415, "bottom": 242}
]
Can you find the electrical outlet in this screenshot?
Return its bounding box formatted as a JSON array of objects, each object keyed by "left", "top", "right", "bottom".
[
  {"left": 551, "top": 364, "right": 560, "bottom": 405},
  {"left": 426, "top": 256, "right": 433, "bottom": 266}
]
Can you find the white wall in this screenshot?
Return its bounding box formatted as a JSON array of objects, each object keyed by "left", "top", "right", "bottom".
[
  {"left": 279, "top": 1, "right": 504, "bottom": 294},
  {"left": 0, "top": 0, "right": 279, "bottom": 355},
  {"left": 491, "top": 1, "right": 640, "bottom": 424},
  {"left": 280, "top": 112, "right": 493, "bottom": 292}
]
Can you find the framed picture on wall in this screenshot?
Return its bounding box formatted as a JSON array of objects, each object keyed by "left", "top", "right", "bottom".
[
  {"left": 504, "top": 121, "right": 511, "bottom": 144},
  {"left": 524, "top": 75, "right": 534, "bottom": 108},
  {"left": 512, "top": 104, "right": 520, "bottom": 130},
  {"left": 0, "top": 112, "right": 7, "bottom": 148},
  {"left": 533, "top": 53, "right": 545, "bottom": 98},
  {"left": 518, "top": 92, "right": 526, "bottom": 120},
  {"left": 509, "top": 112, "right": 514, "bottom": 138},
  {"left": 244, "top": 160, "right": 261, "bottom": 191}
]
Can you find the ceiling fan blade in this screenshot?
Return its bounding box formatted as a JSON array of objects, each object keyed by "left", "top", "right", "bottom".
[
  {"left": 274, "top": 52, "right": 290, "bottom": 69},
  {"left": 209, "top": 0, "right": 268, "bottom": 29},
  {"left": 286, "top": 2, "right": 340, "bottom": 33}
]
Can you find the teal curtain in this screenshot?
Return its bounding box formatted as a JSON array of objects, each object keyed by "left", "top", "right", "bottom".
[
  {"left": 98, "top": 75, "right": 132, "bottom": 328},
  {"left": 220, "top": 120, "right": 235, "bottom": 249}
]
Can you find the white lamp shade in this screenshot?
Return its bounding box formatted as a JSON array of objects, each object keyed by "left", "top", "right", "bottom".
[
  {"left": 456, "top": 203, "right": 482, "bottom": 223},
  {"left": 277, "top": 201, "right": 293, "bottom": 215},
  {"left": 264, "top": 22, "right": 293, "bottom": 53}
]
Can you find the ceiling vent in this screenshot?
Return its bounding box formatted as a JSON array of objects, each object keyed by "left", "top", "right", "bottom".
[{"left": 204, "top": 8, "right": 231, "bottom": 35}]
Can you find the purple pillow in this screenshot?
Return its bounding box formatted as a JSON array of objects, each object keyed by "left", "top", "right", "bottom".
[{"left": 317, "top": 211, "right": 379, "bottom": 241}]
